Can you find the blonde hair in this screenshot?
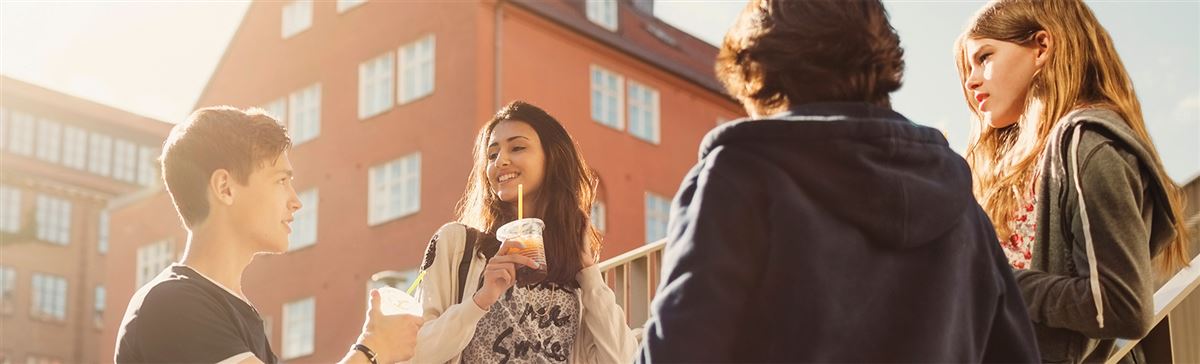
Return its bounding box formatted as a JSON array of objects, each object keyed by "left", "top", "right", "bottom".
[{"left": 955, "top": 0, "right": 1190, "bottom": 272}]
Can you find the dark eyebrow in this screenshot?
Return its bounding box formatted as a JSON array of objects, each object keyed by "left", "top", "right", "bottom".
[
  {"left": 488, "top": 135, "right": 531, "bottom": 148},
  {"left": 277, "top": 169, "right": 293, "bottom": 178},
  {"left": 969, "top": 44, "right": 992, "bottom": 64}
]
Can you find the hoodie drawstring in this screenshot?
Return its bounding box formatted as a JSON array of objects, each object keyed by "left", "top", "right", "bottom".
[{"left": 1069, "top": 125, "right": 1105, "bottom": 329}]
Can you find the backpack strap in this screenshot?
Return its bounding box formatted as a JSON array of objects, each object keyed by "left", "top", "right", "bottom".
[{"left": 455, "top": 227, "right": 480, "bottom": 304}]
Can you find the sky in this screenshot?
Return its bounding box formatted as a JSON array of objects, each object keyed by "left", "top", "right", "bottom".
[{"left": 2, "top": 0, "right": 1197, "bottom": 182}]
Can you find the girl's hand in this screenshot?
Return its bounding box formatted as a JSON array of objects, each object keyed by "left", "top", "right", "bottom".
[{"left": 472, "top": 240, "right": 537, "bottom": 310}]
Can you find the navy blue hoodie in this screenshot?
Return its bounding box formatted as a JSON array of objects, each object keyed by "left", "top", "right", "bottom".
[{"left": 636, "top": 103, "right": 1040, "bottom": 363}]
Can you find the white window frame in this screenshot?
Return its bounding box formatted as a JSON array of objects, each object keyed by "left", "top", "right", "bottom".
[
  {"left": 35, "top": 194, "right": 71, "bottom": 246},
  {"left": 590, "top": 65, "right": 624, "bottom": 130},
  {"left": 281, "top": 0, "right": 313, "bottom": 39},
  {"left": 627, "top": 81, "right": 661, "bottom": 144},
  {"left": 591, "top": 200, "right": 607, "bottom": 234},
  {"left": 644, "top": 192, "right": 670, "bottom": 244},
  {"left": 0, "top": 266, "right": 15, "bottom": 314},
  {"left": 586, "top": 0, "right": 619, "bottom": 31},
  {"left": 368, "top": 152, "right": 421, "bottom": 226},
  {"left": 336, "top": 0, "right": 366, "bottom": 13},
  {"left": 35, "top": 119, "right": 62, "bottom": 163},
  {"left": 97, "top": 210, "right": 110, "bottom": 254},
  {"left": 138, "top": 146, "right": 158, "bottom": 187},
  {"left": 93, "top": 285, "right": 105, "bottom": 327},
  {"left": 282, "top": 297, "right": 316, "bottom": 359},
  {"left": 62, "top": 125, "right": 88, "bottom": 170},
  {"left": 0, "top": 185, "right": 20, "bottom": 233},
  {"left": 112, "top": 139, "right": 139, "bottom": 183},
  {"left": 358, "top": 51, "right": 395, "bottom": 120},
  {"left": 8, "top": 111, "right": 35, "bottom": 156},
  {"left": 88, "top": 133, "right": 113, "bottom": 177},
  {"left": 397, "top": 34, "right": 436, "bottom": 105},
  {"left": 288, "top": 188, "right": 318, "bottom": 251},
  {"left": 31, "top": 273, "right": 67, "bottom": 321},
  {"left": 288, "top": 83, "right": 322, "bottom": 145},
  {"left": 262, "top": 98, "right": 288, "bottom": 125},
  {"left": 136, "top": 239, "right": 175, "bottom": 288}
]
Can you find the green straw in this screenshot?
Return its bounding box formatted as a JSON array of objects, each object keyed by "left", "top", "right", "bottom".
[{"left": 406, "top": 270, "right": 427, "bottom": 295}]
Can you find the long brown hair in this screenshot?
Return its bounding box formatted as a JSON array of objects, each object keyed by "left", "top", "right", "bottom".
[
  {"left": 955, "top": 0, "right": 1190, "bottom": 272},
  {"left": 457, "top": 101, "right": 601, "bottom": 286}
]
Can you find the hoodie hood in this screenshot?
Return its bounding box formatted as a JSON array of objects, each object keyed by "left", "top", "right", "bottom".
[{"left": 698, "top": 102, "right": 974, "bottom": 249}]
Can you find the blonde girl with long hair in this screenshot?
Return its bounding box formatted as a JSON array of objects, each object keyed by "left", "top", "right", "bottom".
[{"left": 956, "top": 1, "right": 1190, "bottom": 362}]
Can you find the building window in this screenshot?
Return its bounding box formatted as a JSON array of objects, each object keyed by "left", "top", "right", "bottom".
[
  {"left": 627, "top": 81, "right": 661, "bottom": 144},
  {"left": 112, "top": 139, "right": 139, "bottom": 183},
  {"left": 281, "top": 0, "right": 313, "bottom": 39},
  {"left": 61, "top": 125, "right": 88, "bottom": 170},
  {"left": 590, "top": 65, "right": 624, "bottom": 130},
  {"left": 591, "top": 200, "right": 606, "bottom": 234},
  {"left": 359, "top": 51, "right": 395, "bottom": 120},
  {"left": 97, "top": 211, "right": 110, "bottom": 254},
  {"left": 88, "top": 133, "right": 113, "bottom": 177},
  {"left": 289, "top": 189, "right": 318, "bottom": 251},
  {"left": 337, "top": 0, "right": 366, "bottom": 12},
  {"left": 8, "top": 111, "right": 35, "bottom": 156},
  {"left": 35, "top": 194, "right": 71, "bottom": 246},
  {"left": 0, "top": 107, "right": 7, "bottom": 151},
  {"left": 31, "top": 273, "right": 67, "bottom": 321},
  {"left": 0, "top": 266, "right": 15, "bottom": 314},
  {"left": 138, "top": 146, "right": 158, "bottom": 187},
  {"left": 645, "top": 192, "right": 670, "bottom": 244},
  {"left": 35, "top": 119, "right": 62, "bottom": 163},
  {"left": 0, "top": 185, "right": 20, "bottom": 233},
  {"left": 586, "top": 0, "right": 619, "bottom": 31},
  {"left": 282, "top": 297, "right": 316, "bottom": 359},
  {"left": 368, "top": 152, "right": 421, "bottom": 225},
  {"left": 288, "top": 83, "right": 322, "bottom": 145},
  {"left": 93, "top": 285, "right": 105, "bottom": 328},
  {"left": 398, "top": 35, "right": 436, "bottom": 104},
  {"left": 136, "top": 239, "right": 175, "bottom": 288},
  {"left": 262, "top": 315, "right": 274, "bottom": 343},
  {"left": 24, "top": 356, "right": 62, "bottom": 364},
  {"left": 261, "top": 98, "right": 288, "bottom": 125}
]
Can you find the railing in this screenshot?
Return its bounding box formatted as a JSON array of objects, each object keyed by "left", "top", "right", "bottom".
[
  {"left": 1106, "top": 215, "right": 1200, "bottom": 364},
  {"left": 599, "top": 239, "right": 666, "bottom": 328}
]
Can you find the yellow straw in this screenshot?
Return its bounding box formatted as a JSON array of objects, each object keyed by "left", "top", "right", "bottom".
[
  {"left": 407, "top": 270, "right": 427, "bottom": 295},
  {"left": 518, "top": 184, "right": 524, "bottom": 220}
]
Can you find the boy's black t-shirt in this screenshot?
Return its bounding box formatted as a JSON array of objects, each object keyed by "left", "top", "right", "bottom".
[{"left": 115, "top": 264, "right": 277, "bottom": 363}]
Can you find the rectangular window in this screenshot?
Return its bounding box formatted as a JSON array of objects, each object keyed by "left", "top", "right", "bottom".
[
  {"left": 627, "top": 81, "right": 661, "bottom": 144},
  {"left": 337, "top": 0, "right": 366, "bottom": 12},
  {"left": 398, "top": 35, "right": 436, "bottom": 104},
  {"left": 93, "top": 285, "right": 105, "bottom": 327},
  {"left": 0, "top": 185, "right": 20, "bottom": 233},
  {"left": 0, "top": 266, "right": 15, "bottom": 314},
  {"left": 586, "top": 0, "right": 619, "bottom": 31},
  {"left": 31, "top": 273, "right": 67, "bottom": 321},
  {"left": 138, "top": 146, "right": 159, "bottom": 187},
  {"left": 289, "top": 189, "right": 318, "bottom": 251},
  {"left": 262, "top": 98, "right": 288, "bottom": 125},
  {"left": 61, "top": 125, "right": 88, "bottom": 170},
  {"left": 136, "top": 239, "right": 175, "bottom": 288},
  {"left": 281, "top": 0, "right": 313, "bottom": 39},
  {"left": 590, "top": 65, "right": 624, "bottom": 130},
  {"left": 97, "top": 211, "right": 110, "bottom": 254},
  {"left": 112, "top": 139, "right": 139, "bottom": 183},
  {"left": 591, "top": 200, "right": 607, "bottom": 234},
  {"left": 644, "top": 192, "right": 670, "bottom": 244},
  {"left": 8, "top": 111, "right": 35, "bottom": 156},
  {"left": 368, "top": 152, "right": 421, "bottom": 225},
  {"left": 358, "top": 52, "right": 395, "bottom": 120},
  {"left": 288, "top": 83, "right": 322, "bottom": 145},
  {"left": 35, "top": 119, "right": 62, "bottom": 163},
  {"left": 282, "top": 297, "right": 316, "bottom": 359},
  {"left": 88, "top": 133, "right": 113, "bottom": 176},
  {"left": 35, "top": 194, "right": 71, "bottom": 245}
]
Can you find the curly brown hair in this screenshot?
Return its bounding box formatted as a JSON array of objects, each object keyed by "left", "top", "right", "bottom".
[{"left": 716, "top": 0, "right": 905, "bottom": 112}]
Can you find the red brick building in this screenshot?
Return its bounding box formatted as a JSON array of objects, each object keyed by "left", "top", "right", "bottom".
[
  {"left": 102, "top": 0, "right": 741, "bottom": 361},
  {"left": 0, "top": 76, "right": 171, "bottom": 364}
]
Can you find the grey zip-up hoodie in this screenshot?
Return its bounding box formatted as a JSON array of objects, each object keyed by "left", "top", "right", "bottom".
[{"left": 1017, "top": 108, "right": 1179, "bottom": 363}]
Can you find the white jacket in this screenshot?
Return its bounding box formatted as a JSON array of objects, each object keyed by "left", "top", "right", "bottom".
[{"left": 411, "top": 222, "right": 638, "bottom": 364}]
